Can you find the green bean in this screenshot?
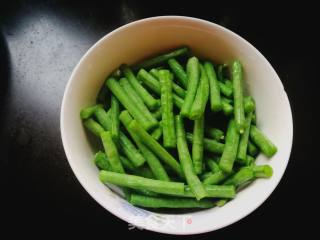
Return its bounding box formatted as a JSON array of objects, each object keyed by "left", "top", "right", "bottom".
[
  {"left": 137, "top": 69, "right": 161, "bottom": 94},
  {"left": 250, "top": 125, "right": 277, "bottom": 157},
  {"left": 94, "top": 151, "right": 110, "bottom": 170},
  {"left": 248, "top": 140, "right": 259, "bottom": 156},
  {"left": 204, "top": 61, "right": 222, "bottom": 112},
  {"left": 219, "top": 81, "right": 233, "bottom": 97},
  {"left": 168, "top": 58, "right": 188, "bottom": 88},
  {"left": 106, "top": 78, "right": 154, "bottom": 130},
  {"left": 172, "top": 82, "right": 186, "bottom": 98},
  {"left": 192, "top": 115, "right": 205, "bottom": 174},
  {"left": 189, "top": 65, "right": 209, "bottom": 119},
  {"left": 119, "top": 156, "right": 154, "bottom": 179},
  {"left": 231, "top": 60, "right": 245, "bottom": 133},
  {"left": 119, "top": 131, "right": 146, "bottom": 167},
  {"left": 83, "top": 118, "right": 105, "bottom": 137},
  {"left": 173, "top": 94, "right": 184, "bottom": 109},
  {"left": 138, "top": 68, "right": 184, "bottom": 109},
  {"left": 183, "top": 185, "right": 235, "bottom": 198},
  {"left": 221, "top": 97, "right": 234, "bottom": 116},
  {"left": 80, "top": 104, "right": 102, "bottom": 120},
  {"left": 244, "top": 96, "right": 256, "bottom": 113},
  {"left": 110, "top": 96, "right": 120, "bottom": 142},
  {"left": 206, "top": 128, "right": 225, "bottom": 141},
  {"left": 99, "top": 171, "right": 184, "bottom": 195},
  {"left": 252, "top": 113, "right": 257, "bottom": 124},
  {"left": 225, "top": 79, "right": 232, "bottom": 88},
  {"left": 119, "top": 77, "right": 158, "bottom": 126},
  {"left": 94, "top": 107, "right": 146, "bottom": 167},
  {"left": 224, "top": 167, "right": 255, "bottom": 187},
  {"left": 203, "top": 170, "right": 230, "bottom": 185},
  {"left": 100, "top": 131, "right": 124, "bottom": 173},
  {"left": 176, "top": 115, "right": 207, "bottom": 200},
  {"left": 122, "top": 65, "right": 159, "bottom": 110},
  {"left": 180, "top": 57, "right": 200, "bottom": 117},
  {"left": 219, "top": 119, "right": 240, "bottom": 173},
  {"left": 237, "top": 111, "right": 253, "bottom": 163},
  {"left": 94, "top": 106, "right": 112, "bottom": 131},
  {"left": 159, "top": 70, "right": 176, "bottom": 148},
  {"left": 186, "top": 133, "right": 224, "bottom": 154},
  {"left": 134, "top": 47, "right": 189, "bottom": 70},
  {"left": 252, "top": 165, "right": 273, "bottom": 178},
  {"left": 152, "top": 107, "right": 162, "bottom": 120},
  {"left": 150, "top": 127, "right": 162, "bottom": 141},
  {"left": 245, "top": 155, "right": 256, "bottom": 166},
  {"left": 205, "top": 157, "right": 220, "bottom": 173},
  {"left": 119, "top": 111, "right": 170, "bottom": 181},
  {"left": 130, "top": 194, "right": 214, "bottom": 208},
  {"left": 128, "top": 120, "right": 183, "bottom": 177}
]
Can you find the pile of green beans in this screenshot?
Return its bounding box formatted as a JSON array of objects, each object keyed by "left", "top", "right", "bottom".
[{"left": 80, "top": 47, "right": 277, "bottom": 210}]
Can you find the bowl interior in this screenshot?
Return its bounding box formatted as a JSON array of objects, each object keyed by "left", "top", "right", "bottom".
[{"left": 61, "top": 16, "right": 292, "bottom": 234}]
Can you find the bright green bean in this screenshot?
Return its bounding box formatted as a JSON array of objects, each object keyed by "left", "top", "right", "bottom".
[
  {"left": 219, "top": 119, "right": 240, "bottom": 173},
  {"left": 244, "top": 96, "right": 256, "bottom": 113},
  {"left": 110, "top": 96, "right": 120, "bottom": 142},
  {"left": 119, "top": 155, "right": 153, "bottom": 178},
  {"left": 159, "top": 70, "right": 176, "bottom": 148},
  {"left": 122, "top": 65, "right": 159, "bottom": 110},
  {"left": 134, "top": 47, "right": 189, "bottom": 70},
  {"left": 224, "top": 167, "right": 255, "bottom": 187},
  {"left": 203, "top": 170, "right": 230, "bottom": 185},
  {"left": 204, "top": 61, "right": 222, "bottom": 112},
  {"left": 252, "top": 165, "right": 273, "bottom": 178},
  {"left": 152, "top": 107, "right": 162, "bottom": 120},
  {"left": 250, "top": 125, "right": 277, "bottom": 157},
  {"left": 237, "top": 111, "right": 253, "bottom": 163},
  {"left": 129, "top": 120, "right": 183, "bottom": 178},
  {"left": 137, "top": 69, "right": 161, "bottom": 94},
  {"left": 206, "top": 128, "right": 225, "bottom": 141},
  {"left": 119, "top": 111, "right": 170, "bottom": 181},
  {"left": 231, "top": 60, "right": 245, "bottom": 133},
  {"left": 186, "top": 133, "right": 224, "bottom": 154},
  {"left": 219, "top": 81, "right": 233, "bottom": 97},
  {"left": 106, "top": 78, "right": 154, "bottom": 130},
  {"left": 100, "top": 131, "right": 124, "bottom": 173},
  {"left": 150, "top": 126, "right": 162, "bottom": 141},
  {"left": 130, "top": 194, "right": 214, "bottom": 208},
  {"left": 180, "top": 57, "right": 200, "bottom": 117},
  {"left": 192, "top": 115, "right": 205, "bottom": 174},
  {"left": 168, "top": 58, "right": 188, "bottom": 88},
  {"left": 205, "top": 157, "right": 220, "bottom": 173},
  {"left": 189, "top": 65, "right": 209, "bottom": 120},
  {"left": 119, "top": 77, "right": 158, "bottom": 126},
  {"left": 221, "top": 97, "right": 234, "bottom": 116},
  {"left": 176, "top": 115, "right": 207, "bottom": 200},
  {"left": 94, "top": 151, "right": 110, "bottom": 170},
  {"left": 83, "top": 118, "right": 105, "bottom": 137},
  {"left": 99, "top": 171, "right": 184, "bottom": 195},
  {"left": 80, "top": 104, "right": 102, "bottom": 120}
]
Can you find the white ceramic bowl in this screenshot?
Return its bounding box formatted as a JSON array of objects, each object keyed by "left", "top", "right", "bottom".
[{"left": 60, "top": 16, "right": 293, "bottom": 235}]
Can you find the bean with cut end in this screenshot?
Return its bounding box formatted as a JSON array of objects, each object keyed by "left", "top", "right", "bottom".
[
  {"left": 237, "top": 111, "right": 253, "bottom": 163},
  {"left": 134, "top": 47, "right": 189, "bottom": 70},
  {"left": 219, "top": 119, "right": 240, "bottom": 173},
  {"left": 83, "top": 118, "right": 105, "bottom": 137},
  {"left": 159, "top": 69, "right": 176, "bottom": 148},
  {"left": 250, "top": 125, "right": 277, "bottom": 157},
  {"left": 80, "top": 104, "right": 102, "bottom": 120},
  {"left": 122, "top": 65, "right": 160, "bottom": 110},
  {"left": 150, "top": 127, "right": 162, "bottom": 141},
  {"left": 99, "top": 171, "right": 184, "bottom": 195},
  {"left": 168, "top": 58, "right": 188, "bottom": 88},
  {"left": 130, "top": 194, "right": 214, "bottom": 208},
  {"left": 176, "top": 115, "right": 207, "bottom": 200},
  {"left": 231, "top": 60, "right": 246, "bottom": 133},
  {"left": 206, "top": 128, "right": 225, "bottom": 141},
  {"left": 186, "top": 133, "right": 224, "bottom": 154},
  {"left": 204, "top": 61, "right": 222, "bottom": 112},
  {"left": 189, "top": 64, "right": 209, "bottom": 120},
  {"left": 180, "top": 57, "right": 200, "bottom": 117}
]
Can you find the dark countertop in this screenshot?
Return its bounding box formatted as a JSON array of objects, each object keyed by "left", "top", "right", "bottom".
[{"left": 1, "top": 1, "right": 318, "bottom": 237}]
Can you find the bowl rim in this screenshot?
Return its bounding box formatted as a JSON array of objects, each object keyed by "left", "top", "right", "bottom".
[{"left": 60, "top": 15, "right": 293, "bottom": 235}]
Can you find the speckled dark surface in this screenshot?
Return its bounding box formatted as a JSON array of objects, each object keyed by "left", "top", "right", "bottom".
[{"left": 1, "top": 1, "right": 318, "bottom": 237}]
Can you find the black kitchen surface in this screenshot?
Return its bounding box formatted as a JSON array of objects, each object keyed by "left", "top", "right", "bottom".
[{"left": 1, "top": 0, "right": 318, "bottom": 237}]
